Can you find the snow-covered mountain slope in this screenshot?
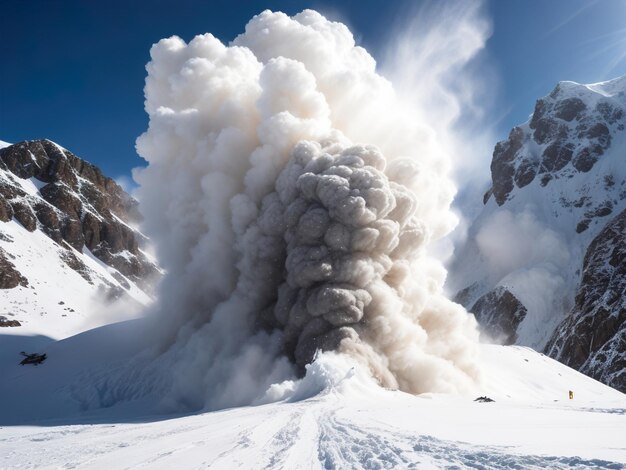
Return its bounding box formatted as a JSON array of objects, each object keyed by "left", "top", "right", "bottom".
[
  {"left": 0, "top": 219, "right": 151, "bottom": 338},
  {"left": 448, "top": 75, "right": 626, "bottom": 391},
  {"left": 547, "top": 206, "right": 626, "bottom": 388},
  {"left": 0, "top": 323, "right": 624, "bottom": 468},
  {"left": 0, "top": 139, "right": 159, "bottom": 339}
]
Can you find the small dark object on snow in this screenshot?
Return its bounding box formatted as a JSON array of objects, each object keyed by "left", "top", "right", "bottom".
[
  {"left": 474, "top": 396, "right": 495, "bottom": 403},
  {"left": 19, "top": 351, "right": 47, "bottom": 366},
  {"left": 0, "top": 317, "right": 21, "bottom": 327}
]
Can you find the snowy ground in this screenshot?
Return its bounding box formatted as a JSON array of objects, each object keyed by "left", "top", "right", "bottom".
[{"left": 1, "top": 338, "right": 624, "bottom": 469}]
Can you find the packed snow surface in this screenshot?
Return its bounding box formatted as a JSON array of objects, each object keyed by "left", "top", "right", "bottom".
[{"left": 0, "top": 335, "right": 624, "bottom": 469}]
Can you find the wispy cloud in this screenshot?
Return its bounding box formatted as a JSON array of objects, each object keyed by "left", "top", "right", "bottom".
[{"left": 541, "top": 0, "right": 599, "bottom": 39}]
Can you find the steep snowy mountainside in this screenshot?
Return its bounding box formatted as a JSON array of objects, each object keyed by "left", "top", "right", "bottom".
[
  {"left": 0, "top": 323, "right": 624, "bottom": 468},
  {"left": 448, "top": 75, "right": 626, "bottom": 391},
  {"left": 547, "top": 207, "right": 626, "bottom": 391},
  {"left": 0, "top": 139, "right": 159, "bottom": 339}
]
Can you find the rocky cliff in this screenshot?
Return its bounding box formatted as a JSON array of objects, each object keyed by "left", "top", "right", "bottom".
[
  {"left": 0, "top": 139, "right": 159, "bottom": 338},
  {"left": 448, "top": 75, "right": 626, "bottom": 391},
  {"left": 546, "top": 207, "right": 626, "bottom": 391}
]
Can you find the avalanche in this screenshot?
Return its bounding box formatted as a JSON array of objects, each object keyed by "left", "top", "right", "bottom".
[
  {"left": 1, "top": 7, "right": 625, "bottom": 470},
  {"left": 131, "top": 8, "right": 485, "bottom": 409}
]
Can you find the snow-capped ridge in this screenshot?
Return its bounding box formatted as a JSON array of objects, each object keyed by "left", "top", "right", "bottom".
[{"left": 585, "top": 74, "right": 626, "bottom": 98}]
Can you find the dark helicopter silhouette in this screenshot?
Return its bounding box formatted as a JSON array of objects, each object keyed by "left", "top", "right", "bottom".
[{"left": 19, "top": 351, "right": 47, "bottom": 366}]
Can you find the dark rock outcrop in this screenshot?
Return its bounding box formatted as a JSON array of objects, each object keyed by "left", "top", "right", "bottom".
[
  {"left": 0, "top": 316, "right": 21, "bottom": 327},
  {"left": 490, "top": 127, "right": 524, "bottom": 205},
  {"left": 0, "top": 248, "right": 28, "bottom": 289},
  {"left": 554, "top": 97, "right": 586, "bottom": 121},
  {"left": 468, "top": 287, "right": 527, "bottom": 345},
  {"left": 59, "top": 250, "right": 93, "bottom": 283},
  {"left": 0, "top": 197, "right": 13, "bottom": 222},
  {"left": 11, "top": 201, "right": 37, "bottom": 231},
  {"left": 546, "top": 208, "right": 626, "bottom": 392}
]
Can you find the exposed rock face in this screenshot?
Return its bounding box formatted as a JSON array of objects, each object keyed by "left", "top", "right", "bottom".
[
  {"left": 546, "top": 208, "right": 626, "bottom": 392},
  {"left": 0, "top": 248, "right": 28, "bottom": 289},
  {"left": 490, "top": 126, "right": 524, "bottom": 204},
  {"left": 59, "top": 250, "right": 93, "bottom": 283},
  {"left": 0, "top": 197, "right": 13, "bottom": 222},
  {"left": 0, "top": 139, "right": 158, "bottom": 289},
  {"left": 0, "top": 316, "right": 21, "bottom": 327},
  {"left": 468, "top": 287, "right": 527, "bottom": 345}
]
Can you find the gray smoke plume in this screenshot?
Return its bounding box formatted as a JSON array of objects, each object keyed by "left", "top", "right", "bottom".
[{"left": 132, "top": 8, "right": 484, "bottom": 410}]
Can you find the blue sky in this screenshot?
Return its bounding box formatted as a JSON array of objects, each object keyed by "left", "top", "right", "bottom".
[{"left": 1, "top": 0, "right": 625, "bottom": 182}]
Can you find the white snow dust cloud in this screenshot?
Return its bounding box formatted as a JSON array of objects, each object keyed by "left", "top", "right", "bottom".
[
  {"left": 474, "top": 208, "right": 573, "bottom": 348},
  {"left": 134, "top": 7, "right": 486, "bottom": 410},
  {"left": 380, "top": 0, "right": 498, "bottom": 265},
  {"left": 475, "top": 209, "right": 570, "bottom": 281}
]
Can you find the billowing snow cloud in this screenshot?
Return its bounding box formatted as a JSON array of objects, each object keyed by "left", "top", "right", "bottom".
[
  {"left": 474, "top": 207, "right": 573, "bottom": 347},
  {"left": 134, "top": 8, "right": 484, "bottom": 410}
]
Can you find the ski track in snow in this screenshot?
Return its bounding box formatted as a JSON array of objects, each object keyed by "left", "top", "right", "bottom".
[
  {"left": 2, "top": 395, "right": 624, "bottom": 470},
  {"left": 316, "top": 400, "right": 623, "bottom": 470}
]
